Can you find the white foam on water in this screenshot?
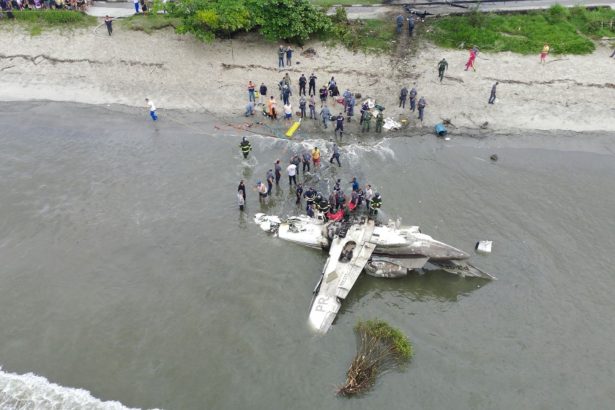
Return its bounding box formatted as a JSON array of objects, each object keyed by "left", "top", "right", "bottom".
[
  {"left": 0, "top": 367, "right": 155, "bottom": 410},
  {"left": 342, "top": 139, "right": 396, "bottom": 167}
]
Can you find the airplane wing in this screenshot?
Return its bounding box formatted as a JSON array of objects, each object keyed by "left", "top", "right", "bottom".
[{"left": 308, "top": 220, "right": 376, "bottom": 333}]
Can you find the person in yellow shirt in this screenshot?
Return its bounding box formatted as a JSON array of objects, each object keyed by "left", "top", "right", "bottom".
[
  {"left": 540, "top": 44, "right": 550, "bottom": 64},
  {"left": 311, "top": 147, "right": 321, "bottom": 168}
]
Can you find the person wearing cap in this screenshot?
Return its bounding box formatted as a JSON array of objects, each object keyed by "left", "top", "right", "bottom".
[
  {"left": 369, "top": 192, "right": 382, "bottom": 216},
  {"left": 303, "top": 187, "right": 316, "bottom": 211},
  {"left": 239, "top": 137, "right": 252, "bottom": 159}
]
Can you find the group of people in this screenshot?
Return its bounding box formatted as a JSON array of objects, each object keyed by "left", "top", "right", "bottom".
[
  {"left": 0, "top": 0, "right": 88, "bottom": 12},
  {"left": 398, "top": 86, "right": 427, "bottom": 122},
  {"left": 277, "top": 45, "right": 294, "bottom": 69},
  {"left": 395, "top": 13, "right": 416, "bottom": 36},
  {"left": 132, "top": 0, "right": 150, "bottom": 14},
  {"left": 237, "top": 137, "right": 384, "bottom": 218},
  {"left": 299, "top": 179, "right": 383, "bottom": 220},
  {"left": 246, "top": 68, "right": 400, "bottom": 137}
]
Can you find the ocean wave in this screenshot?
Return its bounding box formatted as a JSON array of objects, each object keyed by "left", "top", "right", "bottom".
[{"left": 0, "top": 367, "right": 153, "bottom": 410}]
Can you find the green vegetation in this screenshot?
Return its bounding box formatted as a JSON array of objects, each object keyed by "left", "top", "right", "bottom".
[
  {"left": 310, "top": 0, "right": 382, "bottom": 7},
  {"left": 323, "top": 7, "right": 395, "bottom": 53},
  {"left": 338, "top": 320, "right": 413, "bottom": 396},
  {"left": 148, "top": 0, "right": 389, "bottom": 51},
  {"left": 425, "top": 5, "right": 615, "bottom": 55},
  {"left": 121, "top": 14, "right": 181, "bottom": 34},
  {"left": 0, "top": 10, "right": 96, "bottom": 36},
  {"left": 163, "top": 0, "right": 331, "bottom": 43}
]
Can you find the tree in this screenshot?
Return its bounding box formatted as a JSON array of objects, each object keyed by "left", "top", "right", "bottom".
[
  {"left": 252, "top": 0, "right": 331, "bottom": 43},
  {"left": 172, "top": 0, "right": 256, "bottom": 41}
]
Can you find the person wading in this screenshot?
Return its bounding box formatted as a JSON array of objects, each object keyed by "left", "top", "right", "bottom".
[
  {"left": 239, "top": 137, "right": 252, "bottom": 159},
  {"left": 330, "top": 143, "right": 341, "bottom": 167}
]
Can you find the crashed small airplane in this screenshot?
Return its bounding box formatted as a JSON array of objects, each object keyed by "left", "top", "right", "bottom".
[{"left": 255, "top": 213, "right": 494, "bottom": 333}]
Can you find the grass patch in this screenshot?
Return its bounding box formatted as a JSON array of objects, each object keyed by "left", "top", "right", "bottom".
[
  {"left": 12, "top": 10, "right": 96, "bottom": 26},
  {"left": 121, "top": 14, "right": 181, "bottom": 34},
  {"left": 29, "top": 24, "right": 42, "bottom": 36},
  {"left": 425, "top": 5, "right": 615, "bottom": 55},
  {"left": 322, "top": 8, "right": 396, "bottom": 53},
  {"left": 0, "top": 10, "right": 96, "bottom": 34}
]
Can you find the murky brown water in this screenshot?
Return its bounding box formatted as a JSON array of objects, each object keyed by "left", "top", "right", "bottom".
[{"left": 1, "top": 102, "right": 614, "bottom": 409}]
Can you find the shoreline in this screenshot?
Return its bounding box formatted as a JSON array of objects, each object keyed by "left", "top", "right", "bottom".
[{"left": 1, "top": 26, "right": 614, "bottom": 133}]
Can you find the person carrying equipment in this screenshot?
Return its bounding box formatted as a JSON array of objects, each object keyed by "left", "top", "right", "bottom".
[
  {"left": 304, "top": 187, "right": 316, "bottom": 211},
  {"left": 369, "top": 192, "right": 382, "bottom": 216},
  {"left": 375, "top": 111, "right": 384, "bottom": 133},
  {"left": 316, "top": 196, "right": 330, "bottom": 216},
  {"left": 239, "top": 137, "right": 252, "bottom": 159}
]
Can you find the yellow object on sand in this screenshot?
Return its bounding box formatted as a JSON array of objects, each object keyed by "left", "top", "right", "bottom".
[{"left": 285, "top": 120, "right": 301, "bottom": 138}]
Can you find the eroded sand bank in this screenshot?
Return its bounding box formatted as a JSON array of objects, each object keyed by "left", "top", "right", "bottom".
[{"left": 1, "top": 26, "right": 614, "bottom": 133}]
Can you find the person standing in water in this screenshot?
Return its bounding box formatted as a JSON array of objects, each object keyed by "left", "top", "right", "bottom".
[
  {"left": 237, "top": 191, "right": 245, "bottom": 211},
  {"left": 239, "top": 137, "right": 252, "bottom": 159},
  {"left": 237, "top": 180, "right": 246, "bottom": 202},
  {"left": 329, "top": 143, "right": 341, "bottom": 167},
  {"left": 334, "top": 113, "right": 344, "bottom": 140}
]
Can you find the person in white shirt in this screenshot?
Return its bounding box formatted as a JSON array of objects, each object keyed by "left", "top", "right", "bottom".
[
  {"left": 145, "top": 98, "right": 157, "bottom": 121},
  {"left": 133, "top": 0, "right": 140, "bottom": 13},
  {"left": 365, "top": 184, "right": 374, "bottom": 210},
  {"left": 287, "top": 162, "right": 297, "bottom": 186},
  {"left": 237, "top": 192, "right": 245, "bottom": 211},
  {"left": 283, "top": 103, "right": 292, "bottom": 122}
]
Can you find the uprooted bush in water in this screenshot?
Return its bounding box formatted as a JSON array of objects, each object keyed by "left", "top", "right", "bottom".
[{"left": 338, "top": 319, "right": 413, "bottom": 396}]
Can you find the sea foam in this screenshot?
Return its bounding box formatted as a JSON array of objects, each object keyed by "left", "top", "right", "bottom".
[{"left": 0, "top": 367, "right": 155, "bottom": 410}]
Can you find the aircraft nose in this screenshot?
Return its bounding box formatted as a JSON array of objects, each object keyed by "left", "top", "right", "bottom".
[{"left": 430, "top": 242, "right": 470, "bottom": 260}]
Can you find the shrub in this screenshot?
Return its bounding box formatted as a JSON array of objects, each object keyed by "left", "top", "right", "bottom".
[
  {"left": 338, "top": 320, "right": 412, "bottom": 396},
  {"left": 547, "top": 4, "right": 569, "bottom": 24}
]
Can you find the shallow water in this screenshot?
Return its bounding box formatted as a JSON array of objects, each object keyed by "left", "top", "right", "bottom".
[{"left": 1, "top": 102, "right": 614, "bottom": 409}]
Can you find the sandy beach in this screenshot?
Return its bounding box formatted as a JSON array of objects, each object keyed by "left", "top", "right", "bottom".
[{"left": 1, "top": 24, "right": 614, "bottom": 133}]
